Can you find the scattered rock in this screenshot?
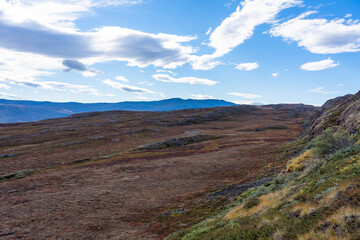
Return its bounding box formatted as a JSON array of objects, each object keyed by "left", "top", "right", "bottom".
[
  {"left": 41, "top": 127, "right": 77, "bottom": 133},
  {"left": 132, "top": 134, "right": 220, "bottom": 151},
  {"left": 332, "top": 224, "right": 346, "bottom": 236},
  {"left": 287, "top": 210, "right": 301, "bottom": 219},
  {"left": 155, "top": 208, "right": 188, "bottom": 217},
  {"left": 124, "top": 128, "right": 160, "bottom": 134},
  {"left": 0, "top": 153, "right": 18, "bottom": 158},
  {"left": 0, "top": 135, "right": 10, "bottom": 140},
  {"left": 206, "top": 177, "right": 273, "bottom": 200},
  {"left": 263, "top": 125, "right": 288, "bottom": 130},
  {"left": 73, "top": 158, "right": 90, "bottom": 164},
  {"left": 0, "top": 229, "right": 16, "bottom": 237},
  {"left": 88, "top": 136, "right": 104, "bottom": 140},
  {"left": 0, "top": 173, "right": 16, "bottom": 180},
  {"left": 121, "top": 176, "right": 141, "bottom": 181},
  {"left": 62, "top": 141, "right": 82, "bottom": 147},
  {"left": 184, "top": 130, "right": 201, "bottom": 135},
  {"left": 317, "top": 221, "right": 331, "bottom": 233},
  {"left": 0, "top": 169, "right": 33, "bottom": 181}
]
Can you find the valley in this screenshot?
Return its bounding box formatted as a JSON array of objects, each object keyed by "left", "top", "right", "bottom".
[{"left": 0, "top": 104, "right": 314, "bottom": 239}]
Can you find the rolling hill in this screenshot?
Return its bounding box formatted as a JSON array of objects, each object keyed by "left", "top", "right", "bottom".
[
  {"left": 0, "top": 98, "right": 236, "bottom": 123},
  {"left": 0, "top": 103, "right": 314, "bottom": 239}
]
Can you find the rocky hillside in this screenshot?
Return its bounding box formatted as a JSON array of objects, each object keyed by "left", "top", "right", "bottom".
[
  {"left": 168, "top": 93, "right": 360, "bottom": 240},
  {"left": 303, "top": 91, "right": 360, "bottom": 138}
]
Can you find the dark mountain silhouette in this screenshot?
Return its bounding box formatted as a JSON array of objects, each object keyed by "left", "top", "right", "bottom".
[{"left": 0, "top": 98, "right": 236, "bottom": 123}]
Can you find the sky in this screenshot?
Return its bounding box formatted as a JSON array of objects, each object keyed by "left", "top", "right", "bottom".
[{"left": 0, "top": 0, "right": 359, "bottom": 106}]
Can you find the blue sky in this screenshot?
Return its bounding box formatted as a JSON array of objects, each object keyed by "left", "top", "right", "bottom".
[{"left": 0, "top": 0, "right": 359, "bottom": 106}]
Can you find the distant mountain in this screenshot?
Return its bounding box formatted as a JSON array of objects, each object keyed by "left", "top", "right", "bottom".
[{"left": 0, "top": 98, "right": 236, "bottom": 123}]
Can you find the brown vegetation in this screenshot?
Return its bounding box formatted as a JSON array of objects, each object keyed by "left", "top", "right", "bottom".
[{"left": 0, "top": 104, "right": 314, "bottom": 239}]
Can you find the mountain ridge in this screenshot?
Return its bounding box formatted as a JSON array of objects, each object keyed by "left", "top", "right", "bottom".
[{"left": 0, "top": 98, "right": 236, "bottom": 123}]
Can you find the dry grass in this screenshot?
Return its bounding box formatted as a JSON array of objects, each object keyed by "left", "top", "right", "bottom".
[
  {"left": 224, "top": 191, "right": 283, "bottom": 220},
  {"left": 297, "top": 206, "right": 360, "bottom": 240},
  {"left": 297, "top": 230, "right": 351, "bottom": 240},
  {"left": 320, "top": 180, "right": 352, "bottom": 204},
  {"left": 290, "top": 202, "right": 318, "bottom": 216},
  {"left": 286, "top": 150, "right": 314, "bottom": 172},
  {"left": 327, "top": 206, "right": 360, "bottom": 225}
]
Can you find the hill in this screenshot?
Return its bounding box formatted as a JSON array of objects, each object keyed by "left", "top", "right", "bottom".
[
  {"left": 168, "top": 92, "right": 360, "bottom": 239},
  {"left": 0, "top": 103, "right": 315, "bottom": 239},
  {"left": 0, "top": 98, "right": 236, "bottom": 123}
]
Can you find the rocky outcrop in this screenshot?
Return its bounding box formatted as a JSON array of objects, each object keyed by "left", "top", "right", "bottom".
[
  {"left": 154, "top": 105, "right": 258, "bottom": 127},
  {"left": 131, "top": 134, "right": 220, "bottom": 151},
  {"left": 302, "top": 91, "right": 360, "bottom": 138}
]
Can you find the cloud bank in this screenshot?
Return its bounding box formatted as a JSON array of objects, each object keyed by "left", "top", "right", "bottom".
[{"left": 270, "top": 11, "right": 360, "bottom": 54}]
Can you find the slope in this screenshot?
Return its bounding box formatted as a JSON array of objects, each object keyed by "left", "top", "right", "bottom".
[
  {"left": 0, "top": 104, "right": 314, "bottom": 239},
  {"left": 168, "top": 93, "right": 360, "bottom": 239}
]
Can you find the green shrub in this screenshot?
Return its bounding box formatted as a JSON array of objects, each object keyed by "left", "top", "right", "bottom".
[
  {"left": 311, "top": 127, "right": 354, "bottom": 158},
  {"left": 330, "top": 144, "right": 360, "bottom": 161}
]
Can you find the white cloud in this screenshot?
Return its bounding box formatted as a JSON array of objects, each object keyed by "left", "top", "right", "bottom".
[
  {"left": 89, "top": 27, "right": 197, "bottom": 69},
  {"left": 5, "top": 78, "right": 109, "bottom": 96},
  {"left": 135, "top": 96, "right": 150, "bottom": 100},
  {"left": 138, "top": 81, "right": 153, "bottom": 86},
  {"left": 227, "top": 92, "right": 262, "bottom": 98},
  {"left": 156, "top": 69, "right": 174, "bottom": 75},
  {"left": 300, "top": 58, "right": 339, "bottom": 71},
  {"left": 0, "top": 0, "right": 198, "bottom": 73},
  {"left": 62, "top": 60, "right": 102, "bottom": 77},
  {"left": 103, "top": 79, "right": 157, "bottom": 94},
  {"left": 191, "top": 0, "right": 301, "bottom": 70},
  {"left": 115, "top": 76, "right": 129, "bottom": 82},
  {"left": 0, "top": 84, "right": 10, "bottom": 90},
  {"left": 95, "top": 0, "right": 143, "bottom": 7},
  {"left": 208, "top": 0, "right": 301, "bottom": 56},
  {"left": 0, "top": 48, "right": 61, "bottom": 81},
  {"left": 191, "top": 94, "right": 215, "bottom": 100},
  {"left": 0, "top": 50, "right": 108, "bottom": 96},
  {"left": 225, "top": 0, "right": 237, "bottom": 8},
  {"left": 0, "top": 0, "right": 143, "bottom": 31},
  {"left": 272, "top": 72, "right": 279, "bottom": 77},
  {"left": 190, "top": 55, "right": 222, "bottom": 70},
  {"left": 235, "top": 62, "right": 259, "bottom": 71},
  {"left": 0, "top": 92, "right": 21, "bottom": 100},
  {"left": 270, "top": 11, "right": 360, "bottom": 54},
  {"left": 338, "top": 83, "right": 344, "bottom": 87},
  {"left": 206, "top": 27, "right": 212, "bottom": 35},
  {"left": 152, "top": 74, "right": 218, "bottom": 85},
  {"left": 233, "top": 100, "right": 259, "bottom": 105},
  {"left": 345, "top": 14, "right": 352, "bottom": 18},
  {"left": 309, "top": 87, "right": 338, "bottom": 95}
]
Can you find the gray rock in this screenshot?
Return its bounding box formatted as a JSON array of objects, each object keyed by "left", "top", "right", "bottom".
[
  {"left": 0, "top": 153, "right": 18, "bottom": 158},
  {"left": 132, "top": 134, "right": 219, "bottom": 151}
]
